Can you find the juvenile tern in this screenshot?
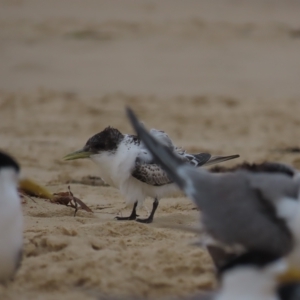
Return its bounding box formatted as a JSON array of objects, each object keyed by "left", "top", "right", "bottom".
[
  {"left": 0, "top": 151, "right": 23, "bottom": 282},
  {"left": 64, "top": 126, "right": 239, "bottom": 223}
]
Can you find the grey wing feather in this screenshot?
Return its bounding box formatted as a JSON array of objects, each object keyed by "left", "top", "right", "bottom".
[
  {"left": 127, "top": 108, "right": 293, "bottom": 257},
  {"left": 202, "top": 154, "right": 240, "bottom": 166},
  {"left": 176, "top": 149, "right": 239, "bottom": 168},
  {"left": 132, "top": 163, "right": 173, "bottom": 186},
  {"left": 180, "top": 152, "right": 212, "bottom": 167},
  {"left": 200, "top": 174, "right": 294, "bottom": 256},
  {"left": 247, "top": 172, "right": 299, "bottom": 202},
  {"left": 140, "top": 128, "right": 239, "bottom": 168},
  {"left": 149, "top": 129, "right": 174, "bottom": 149},
  {"left": 137, "top": 129, "right": 175, "bottom": 164}
]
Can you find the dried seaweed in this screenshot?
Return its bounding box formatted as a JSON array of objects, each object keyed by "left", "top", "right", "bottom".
[
  {"left": 19, "top": 178, "right": 53, "bottom": 199},
  {"left": 19, "top": 178, "right": 93, "bottom": 216}
]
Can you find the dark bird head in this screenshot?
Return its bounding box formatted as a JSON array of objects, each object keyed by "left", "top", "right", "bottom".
[
  {"left": 218, "top": 251, "right": 282, "bottom": 278},
  {"left": 0, "top": 151, "right": 20, "bottom": 173},
  {"left": 64, "top": 127, "right": 124, "bottom": 161},
  {"left": 0, "top": 151, "right": 20, "bottom": 190}
]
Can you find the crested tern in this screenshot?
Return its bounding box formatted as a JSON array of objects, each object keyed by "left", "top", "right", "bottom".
[
  {"left": 64, "top": 126, "right": 239, "bottom": 223},
  {"left": 127, "top": 107, "right": 300, "bottom": 258},
  {"left": 0, "top": 151, "right": 23, "bottom": 282}
]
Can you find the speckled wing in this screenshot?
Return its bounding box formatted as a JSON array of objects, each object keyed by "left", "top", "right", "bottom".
[
  {"left": 178, "top": 150, "right": 239, "bottom": 168},
  {"left": 181, "top": 152, "right": 212, "bottom": 167},
  {"left": 131, "top": 163, "right": 172, "bottom": 186},
  {"left": 137, "top": 129, "right": 175, "bottom": 164}
]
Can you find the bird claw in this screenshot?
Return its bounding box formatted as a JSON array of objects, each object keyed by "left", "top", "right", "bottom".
[
  {"left": 115, "top": 214, "right": 138, "bottom": 221},
  {"left": 136, "top": 217, "right": 153, "bottom": 224}
]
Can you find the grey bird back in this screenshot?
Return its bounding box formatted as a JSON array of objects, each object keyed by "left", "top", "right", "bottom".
[
  {"left": 195, "top": 171, "right": 294, "bottom": 256},
  {"left": 127, "top": 107, "right": 296, "bottom": 257}
]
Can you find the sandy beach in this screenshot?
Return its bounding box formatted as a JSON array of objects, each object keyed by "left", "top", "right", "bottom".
[{"left": 1, "top": 0, "right": 300, "bottom": 299}]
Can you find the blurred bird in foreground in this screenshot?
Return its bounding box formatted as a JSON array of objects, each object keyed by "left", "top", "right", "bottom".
[
  {"left": 0, "top": 151, "right": 23, "bottom": 283},
  {"left": 127, "top": 107, "right": 300, "bottom": 293},
  {"left": 64, "top": 126, "right": 239, "bottom": 223}
]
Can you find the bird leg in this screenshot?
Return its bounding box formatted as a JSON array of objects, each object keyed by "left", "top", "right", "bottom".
[
  {"left": 136, "top": 198, "right": 159, "bottom": 224},
  {"left": 115, "top": 202, "right": 138, "bottom": 221}
]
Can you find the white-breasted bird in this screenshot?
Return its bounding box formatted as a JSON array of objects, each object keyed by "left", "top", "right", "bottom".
[
  {"left": 0, "top": 151, "right": 23, "bottom": 282},
  {"left": 64, "top": 126, "right": 239, "bottom": 223}
]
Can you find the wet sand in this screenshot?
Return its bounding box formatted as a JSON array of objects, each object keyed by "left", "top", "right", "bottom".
[{"left": 1, "top": 0, "right": 300, "bottom": 299}]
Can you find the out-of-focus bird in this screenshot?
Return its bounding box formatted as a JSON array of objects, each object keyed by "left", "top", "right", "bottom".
[
  {"left": 64, "top": 126, "right": 239, "bottom": 223},
  {"left": 0, "top": 151, "right": 23, "bottom": 282},
  {"left": 127, "top": 107, "right": 300, "bottom": 260}
]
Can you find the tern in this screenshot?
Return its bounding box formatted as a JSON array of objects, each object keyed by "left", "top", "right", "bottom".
[
  {"left": 127, "top": 107, "right": 300, "bottom": 259},
  {"left": 127, "top": 107, "right": 300, "bottom": 298},
  {"left": 0, "top": 151, "right": 23, "bottom": 282},
  {"left": 64, "top": 126, "right": 239, "bottom": 223}
]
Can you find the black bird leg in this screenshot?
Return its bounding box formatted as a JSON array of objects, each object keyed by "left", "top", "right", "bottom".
[
  {"left": 115, "top": 201, "right": 138, "bottom": 221},
  {"left": 136, "top": 198, "right": 159, "bottom": 224}
]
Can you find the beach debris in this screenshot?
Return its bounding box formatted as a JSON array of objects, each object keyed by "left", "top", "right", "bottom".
[
  {"left": 19, "top": 178, "right": 93, "bottom": 216},
  {"left": 52, "top": 186, "right": 93, "bottom": 216},
  {"left": 19, "top": 178, "right": 53, "bottom": 200}
]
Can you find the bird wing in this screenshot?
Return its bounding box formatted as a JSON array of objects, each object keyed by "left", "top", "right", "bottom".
[
  {"left": 133, "top": 129, "right": 180, "bottom": 185},
  {"left": 136, "top": 128, "right": 175, "bottom": 164},
  {"left": 149, "top": 128, "right": 174, "bottom": 149},
  {"left": 177, "top": 151, "right": 212, "bottom": 167},
  {"left": 131, "top": 163, "right": 172, "bottom": 186},
  {"left": 139, "top": 128, "right": 239, "bottom": 168},
  {"left": 180, "top": 152, "right": 239, "bottom": 167}
]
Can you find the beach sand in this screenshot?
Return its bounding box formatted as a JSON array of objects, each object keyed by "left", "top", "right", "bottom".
[{"left": 1, "top": 0, "right": 300, "bottom": 299}]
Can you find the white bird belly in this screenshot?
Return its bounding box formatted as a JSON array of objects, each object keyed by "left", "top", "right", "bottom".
[
  {"left": 90, "top": 140, "right": 180, "bottom": 207},
  {"left": 120, "top": 177, "right": 179, "bottom": 207},
  {"left": 0, "top": 195, "right": 23, "bottom": 281}
]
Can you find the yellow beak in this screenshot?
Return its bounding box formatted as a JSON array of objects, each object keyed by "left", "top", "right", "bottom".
[
  {"left": 19, "top": 178, "right": 53, "bottom": 200},
  {"left": 63, "top": 149, "right": 92, "bottom": 161},
  {"left": 277, "top": 267, "right": 300, "bottom": 283}
]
